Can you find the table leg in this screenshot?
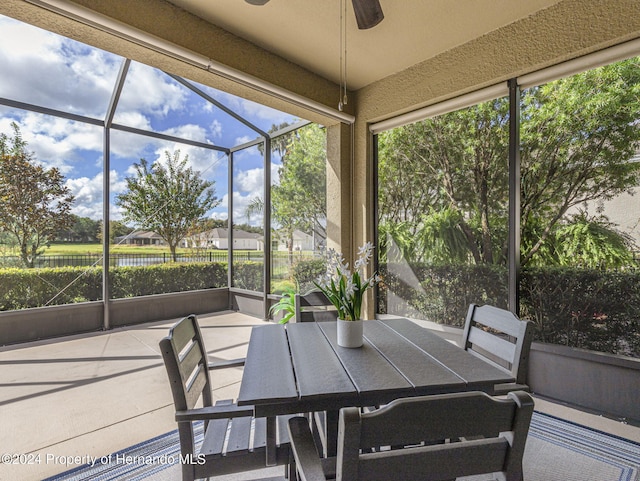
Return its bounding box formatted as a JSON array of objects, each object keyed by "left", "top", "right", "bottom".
[
  {"left": 325, "top": 410, "right": 339, "bottom": 457},
  {"left": 266, "top": 415, "right": 277, "bottom": 466}
]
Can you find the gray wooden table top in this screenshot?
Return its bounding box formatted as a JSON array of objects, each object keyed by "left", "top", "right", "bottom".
[{"left": 237, "top": 318, "right": 515, "bottom": 417}]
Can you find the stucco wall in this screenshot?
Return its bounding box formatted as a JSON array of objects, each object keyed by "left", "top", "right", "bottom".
[{"left": 356, "top": 0, "right": 640, "bottom": 123}]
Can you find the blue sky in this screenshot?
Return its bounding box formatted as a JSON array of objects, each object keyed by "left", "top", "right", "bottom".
[{"left": 0, "top": 14, "right": 303, "bottom": 225}]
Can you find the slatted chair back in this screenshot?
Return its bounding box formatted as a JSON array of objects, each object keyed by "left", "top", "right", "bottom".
[
  {"left": 161, "top": 314, "right": 212, "bottom": 412},
  {"left": 294, "top": 290, "right": 338, "bottom": 323},
  {"left": 339, "top": 391, "right": 533, "bottom": 481},
  {"left": 288, "top": 391, "right": 533, "bottom": 481},
  {"left": 462, "top": 304, "right": 534, "bottom": 394},
  {"left": 160, "top": 314, "right": 291, "bottom": 481}
]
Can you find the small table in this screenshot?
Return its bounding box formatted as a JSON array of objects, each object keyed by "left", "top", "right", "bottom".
[{"left": 238, "top": 318, "right": 515, "bottom": 462}]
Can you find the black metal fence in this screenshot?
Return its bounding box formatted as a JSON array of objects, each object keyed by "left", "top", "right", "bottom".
[{"left": 0, "top": 251, "right": 315, "bottom": 269}]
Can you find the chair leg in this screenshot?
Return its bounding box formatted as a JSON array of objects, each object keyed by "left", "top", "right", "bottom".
[
  {"left": 287, "top": 452, "right": 298, "bottom": 481},
  {"left": 310, "top": 413, "right": 326, "bottom": 458}
]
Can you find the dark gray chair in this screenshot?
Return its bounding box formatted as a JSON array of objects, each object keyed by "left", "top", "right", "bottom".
[
  {"left": 462, "top": 304, "right": 534, "bottom": 395},
  {"left": 294, "top": 291, "right": 338, "bottom": 323},
  {"left": 159, "top": 314, "right": 292, "bottom": 481},
  {"left": 288, "top": 390, "right": 534, "bottom": 481}
]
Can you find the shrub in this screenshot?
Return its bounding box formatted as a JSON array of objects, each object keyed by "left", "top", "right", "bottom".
[
  {"left": 0, "top": 262, "right": 228, "bottom": 310},
  {"left": 110, "top": 262, "right": 228, "bottom": 297},
  {"left": 3, "top": 259, "right": 638, "bottom": 357},
  {"left": 520, "top": 267, "right": 640, "bottom": 357},
  {"left": 0, "top": 266, "right": 102, "bottom": 310},
  {"left": 232, "top": 261, "right": 263, "bottom": 291},
  {"left": 378, "top": 263, "right": 507, "bottom": 327},
  {"left": 378, "top": 262, "right": 639, "bottom": 357},
  {"left": 291, "top": 258, "right": 326, "bottom": 293}
]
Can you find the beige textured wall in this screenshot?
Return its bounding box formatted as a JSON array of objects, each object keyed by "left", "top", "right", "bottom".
[
  {"left": 325, "top": 123, "right": 354, "bottom": 263},
  {"left": 356, "top": 0, "right": 640, "bottom": 123}
]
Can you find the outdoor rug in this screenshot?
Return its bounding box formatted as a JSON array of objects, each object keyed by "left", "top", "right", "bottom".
[{"left": 45, "top": 411, "right": 639, "bottom": 481}]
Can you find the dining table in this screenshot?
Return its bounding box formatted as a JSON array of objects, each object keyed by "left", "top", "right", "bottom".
[{"left": 237, "top": 317, "right": 515, "bottom": 464}]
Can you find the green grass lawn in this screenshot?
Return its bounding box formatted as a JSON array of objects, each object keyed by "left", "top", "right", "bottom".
[
  {"left": 43, "top": 243, "right": 315, "bottom": 258},
  {"left": 43, "top": 243, "right": 188, "bottom": 255}
]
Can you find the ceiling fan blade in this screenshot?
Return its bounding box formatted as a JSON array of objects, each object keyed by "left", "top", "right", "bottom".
[{"left": 351, "top": 0, "right": 384, "bottom": 29}]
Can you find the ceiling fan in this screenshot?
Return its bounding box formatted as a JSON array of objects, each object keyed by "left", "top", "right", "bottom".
[{"left": 245, "top": 0, "right": 384, "bottom": 29}]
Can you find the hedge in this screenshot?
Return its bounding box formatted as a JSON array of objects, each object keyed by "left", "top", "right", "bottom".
[
  {"left": 232, "top": 261, "right": 263, "bottom": 292},
  {"left": 290, "top": 258, "right": 326, "bottom": 294},
  {"left": 377, "top": 262, "right": 640, "bottom": 358},
  {"left": 0, "top": 262, "right": 228, "bottom": 310},
  {"left": 3, "top": 260, "right": 638, "bottom": 357},
  {"left": 0, "top": 266, "right": 102, "bottom": 310},
  {"left": 520, "top": 267, "right": 640, "bottom": 357}
]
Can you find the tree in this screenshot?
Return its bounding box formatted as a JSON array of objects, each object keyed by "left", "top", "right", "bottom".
[
  {"left": 0, "top": 123, "right": 75, "bottom": 268},
  {"left": 379, "top": 98, "right": 510, "bottom": 265},
  {"left": 56, "top": 215, "right": 101, "bottom": 242},
  {"left": 520, "top": 58, "right": 640, "bottom": 265},
  {"left": 97, "top": 220, "right": 134, "bottom": 244},
  {"left": 244, "top": 123, "right": 328, "bottom": 260},
  {"left": 378, "top": 57, "right": 640, "bottom": 267},
  {"left": 523, "top": 212, "right": 636, "bottom": 268},
  {"left": 115, "top": 150, "right": 220, "bottom": 261},
  {"left": 271, "top": 124, "right": 327, "bottom": 255}
]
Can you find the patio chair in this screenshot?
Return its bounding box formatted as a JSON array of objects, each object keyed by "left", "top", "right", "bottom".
[
  {"left": 287, "top": 390, "right": 534, "bottom": 481},
  {"left": 294, "top": 290, "right": 338, "bottom": 323},
  {"left": 159, "top": 314, "right": 292, "bottom": 481},
  {"left": 462, "top": 304, "right": 534, "bottom": 395}
]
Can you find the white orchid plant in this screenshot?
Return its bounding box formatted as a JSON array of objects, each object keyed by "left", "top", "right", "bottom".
[{"left": 314, "top": 242, "right": 382, "bottom": 321}]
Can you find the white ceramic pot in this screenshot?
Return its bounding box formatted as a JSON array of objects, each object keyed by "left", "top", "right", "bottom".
[{"left": 337, "top": 318, "right": 363, "bottom": 348}]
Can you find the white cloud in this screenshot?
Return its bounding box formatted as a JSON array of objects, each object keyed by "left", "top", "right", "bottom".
[
  {"left": 65, "top": 170, "right": 127, "bottom": 220},
  {"left": 235, "top": 167, "right": 264, "bottom": 193},
  {"left": 66, "top": 175, "right": 103, "bottom": 219},
  {"left": 1, "top": 113, "right": 103, "bottom": 175},
  {"left": 109, "top": 129, "right": 161, "bottom": 159},
  {"left": 235, "top": 135, "right": 255, "bottom": 147},
  {"left": 210, "top": 119, "right": 223, "bottom": 139},
  {"left": 0, "top": 17, "right": 188, "bottom": 129},
  {"left": 210, "top": 210, "right": 228, "bottom": 221},
  {"left": 111, "top": 111, "right": 152, "bottom": 131},
  {"left": 116, "top": 62, "right": 186, "bottom": 118},
  {"left": 215, "top": 191, "right": 263, "bottom": 226},
  {"left": 218, "top": 161, "right": 279, "bottom": 225},
  {"left": 213, "top": 90, "right": 299, "bottom": 126},
  {"left": 148, "top": 141, "right": 226, "bottom": 182},
  {"left": 235, "top": 162, "right": 281, "bottom": 191},
  {"left": 0, "top": 16, "right": 121, "bottom": 118},
  {"left": 240, "top": 98, "right": 296, "bottom": 124},
  {"left": 163, "top": 124, "right": 209, "bottom": 143},
  {"left": 0, "top": 13, "right": 300, "bottom": 229}
]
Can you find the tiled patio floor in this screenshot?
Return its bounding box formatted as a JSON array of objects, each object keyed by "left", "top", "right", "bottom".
[{"left": 1, "top": 311, "right": 638, "bottom": 481}]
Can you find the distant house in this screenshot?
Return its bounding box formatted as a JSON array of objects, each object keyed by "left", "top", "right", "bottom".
[
  {"left": 579, "top": 188, "right": 640, "bottom": 247},
  {"left": 185, "top": 228, "right": 263, "bottom": 250},
  {"left": 274, "top": 230, "right": 315, "bottom": 252},
  {"left": 571, "top": 150, "right": 640, "bottom": 249},
  {"left": 114, "top": 230, "right": 165, "bottom": 246}
]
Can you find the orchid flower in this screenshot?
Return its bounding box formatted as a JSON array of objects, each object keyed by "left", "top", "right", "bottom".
[{"left": 314, "top": 243, "right": 381, "bottom": 321}]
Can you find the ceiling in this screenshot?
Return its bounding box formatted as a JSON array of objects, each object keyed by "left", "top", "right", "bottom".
[{"left": 166, "top": 0, "right": 563, "bottom": 90}]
